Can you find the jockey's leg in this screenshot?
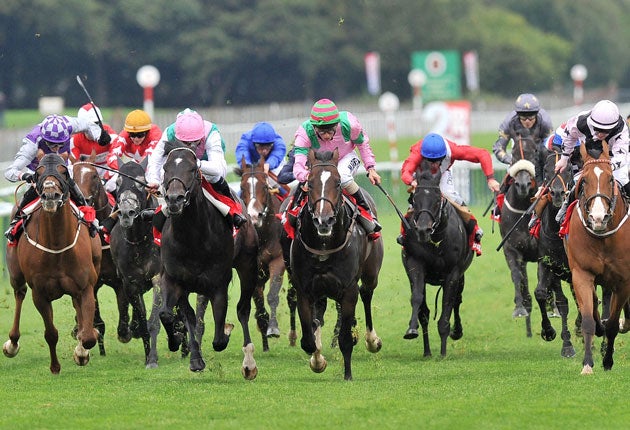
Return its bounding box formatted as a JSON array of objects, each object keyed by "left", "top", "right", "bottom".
[
  {"left": 212, "top": 177, "right": 247, "bottom": 227},
  {"left": 346, "top": 182, "right": 381, "bottom": 233},
  {"left": 4, "top": 186, "right": 38, "bottom": 242},
  {"left": 493, "top": 174, "right": 512, "bottom": 218},
  {"left": 555, "top": 183, "right": 576, "bottom": 224},
  {"left": 450, "top": 200, "right": 482, "bottom": 256},
  {"left": 528, "top": 192, "right": 549, "bottom": 229}
]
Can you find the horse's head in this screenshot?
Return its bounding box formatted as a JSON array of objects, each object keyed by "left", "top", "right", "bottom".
[
  {"left": 35, "top": 153, "right": 70, "bottom": 212},
  {"left": 116, "top": 159, "right": 153, "bottom": 229},
  {"left": 508, "top": 134, "right": 538, "bottom": 199},
  {"left": 306, "top": 148, "right": 342, "bottom": 237},
  {"left": 544, "top": 149, "right": 573, "bottom": 208},
  {"left": 72, "top": 160, "right": 104, "bottom": 209},
  {"left": 577, "top": 141, "right": 616, "bottom": 232},
  {"left": 238, "top": 157, "right": 270, "bottom": 227},
  {"left": 411, "top": 158, "right": 444, "bottom": 243},
  {"left": 162, "top": 141, "right": 200, "bottom": 217}
]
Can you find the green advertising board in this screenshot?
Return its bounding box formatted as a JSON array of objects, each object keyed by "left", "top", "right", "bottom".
[{"left": 411, "top": 50, "right": 461, "bottom": 102}]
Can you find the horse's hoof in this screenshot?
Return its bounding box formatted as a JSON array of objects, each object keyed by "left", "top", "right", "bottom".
[
  {"left": 548, "top": 308, "right": 561, "bottom": 318},
  {"left": 190, "top": 358, "right": 206, "bottom": 372},
  {"left": 619, "top": 319, "right": 630, "bottom": 334},
  {"left": 512, "top": 307, "right": 529, "bottom": 318},
  {"left": 224, "top": 323, "right": 235, "bottom": 336},
  {"left": 581, "top": 364, "right": 593, "bottom": 375},
  {"left": 450, "top": 329, "right": 463, "bottom": 341},
  {"left": 404, "top": 329, "right": 419, "bottom": 339},
  {"left": 242, "top": 366, "right": 258, "bottom": 380},
  {"left": 541, "top": 329, "right": 557, "bottom": 342},
  {"left": 73, "top": 347, "right": 90, "bottom": 367},
  {"left": 266, "top": 326, "right": 280, "bottom": 338},
  {"left": 288, "top": 330, "right": 297, "bottom": 347},
  {"left": 3, "top": 340, "right": 19, "bottom": 358},
  {"left": 366, "top": 338, "right": 382, "bottom": 353},
  {"left": 117, "top": 330, "right": 132, "bottom": 344},
  {"left": 310, "top": 356, "right": 327, "bottom": 373},
  {"left": 562, "top": 346, "right": 576, "bottom": 358},
  {"left": 145, "top": 362, "right": 158, "bottom": 369}
]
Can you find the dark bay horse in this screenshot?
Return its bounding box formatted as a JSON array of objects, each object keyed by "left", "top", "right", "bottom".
[
  {"left": 73, "top": 156, "right": 131, "bottom": 354},
  {"left": 498, "top": 135, "right": 541, "bottom": 336},
  {"left": 400, "top": 158, "right": 473, "bottom": 357},
  {"left": 108, "top": 158, "right": 183, "bottom": 368},
  {"left": 4, "top": 153, "right": 101, "bottom": 373},
  {"left": 563, "top": 141, "right": 630, "bottom": 374},
  {"left": 289, "top": 149, "right": 383, "bottom": 381},
  {"left": 236, "top": 157, "right": 297, "bottom": 346},
  {"left": 158, "top": 143, "right": 258, "bottom": 379},
  {"left": 534, "top": 148, "right": 575, "bottom": 357}
]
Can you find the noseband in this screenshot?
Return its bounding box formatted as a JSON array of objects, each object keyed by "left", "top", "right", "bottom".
[
  {"left": 164, "top": 147, "right": 201, "bottom": 207},
  {"left": 413, "top": 184, "right": 445, "bottom": 236},
  {"left": 307, "top": 162, "right": 342, "bottom": 217},
  {"left": 242, "top": 168, "right": 272, "bottom": 217}
]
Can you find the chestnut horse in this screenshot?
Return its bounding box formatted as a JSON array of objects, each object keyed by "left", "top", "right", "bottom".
[
  {"left": 4, "top": 153, "right": 101, "bottom": 373},
  {"left": 236, "top": 157, "right": 297, "bottom": 347},
  {"left": 563, "top": 141, "right": 630, "bottom": 374},
  {"left": 288, "top": 149, "right": 383, "bottom": 380}
]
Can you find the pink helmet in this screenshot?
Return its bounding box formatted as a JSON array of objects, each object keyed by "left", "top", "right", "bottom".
[{"left": 175, "top": 109, "right": 205, "bottom": 141}]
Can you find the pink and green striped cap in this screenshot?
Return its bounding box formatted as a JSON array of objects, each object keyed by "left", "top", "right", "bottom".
[{"left": 309, "top": 99, "right": 340, "bottom": 126}]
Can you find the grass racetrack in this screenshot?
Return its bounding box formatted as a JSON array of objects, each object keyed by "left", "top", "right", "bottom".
[{"left": 1, "top": 202, "right": 628, "bottom": 429}]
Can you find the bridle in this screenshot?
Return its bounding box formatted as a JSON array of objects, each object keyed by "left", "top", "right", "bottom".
[
  {"left": 412, "top": 183, "right": 446, "bottom": 238},
  {"left": 306, "top": 161, "right": 342, "bottom": 218},
  {"left": 576, "top": 158, "right": 621, "bottom": 236},
  {"left": 163, "top": 147, "right": 200, "bottom": 208},
  {"left": 241, "top": 166, "right": 273, "bottom": 219}
]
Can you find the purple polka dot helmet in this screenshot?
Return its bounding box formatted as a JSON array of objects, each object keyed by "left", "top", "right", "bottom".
[{"left": 40, "top": 114, "right": 70, "bottom": 143}]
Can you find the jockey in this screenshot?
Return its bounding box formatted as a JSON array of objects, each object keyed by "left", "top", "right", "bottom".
[
  {"left": 290, "top": 98, "right": 382, "bottom": 234},
  {"left": 554, "top": 99, "right": 630, "bottom": 223},
  {"left": 400, "top": 133, "right": 501, "bottom": 256},
  {"left": 492, "top": 93, "right": 554, "bottom": 219},
  {"left": 4, "top": 114, "right": 105, "bottom": 243},
  {"left": 70, "top": 103, "right": 116, "bottom": 178},
  {"left": 145, "top": 108, "right": 247, "bottom": 229},
  {"left": 277, "top": 147, "right": 297, "bottom": 187},
  {"left": 235, "top": 121, "right": 287, "bottom": 195}
]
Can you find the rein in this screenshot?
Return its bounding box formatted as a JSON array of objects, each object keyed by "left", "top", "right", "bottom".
[{"left": 23, "top": 203, "right": 84, "bottom": 254}]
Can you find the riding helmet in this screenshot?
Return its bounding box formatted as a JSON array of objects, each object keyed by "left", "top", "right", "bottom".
[
  {"left": 124, "top": 109, "right": 152, "bottom": 133},
  {"left": 175, "top": 108, "right": 205, "bottom": 141},
  {"left": 40, "top": 114, "right": 71, "bottom": 143},
  {"left": 77, "top": 103, "right": 102, "bottom": 124},
  {"left": 421, "top": 133, "right": 448, "bottom": 159},
  {"left": 251, "top": 122, "right": 276, "bottom": 144},
  {"left": 588, "top": 100, "right": 620, "bottom": 130},
  {"left": 514, "top": 93, "right": 540, "bottom": 115},
  {"left": 309, "top": 99, "right": 340, "bottom": 126}
]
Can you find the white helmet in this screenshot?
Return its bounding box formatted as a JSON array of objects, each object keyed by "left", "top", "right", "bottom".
[
  {"left": 78, "top": 103, "right": 102, "bottom": 124},
  {"left": 588, "top": 100, "right": 619, "bottom": 130}
]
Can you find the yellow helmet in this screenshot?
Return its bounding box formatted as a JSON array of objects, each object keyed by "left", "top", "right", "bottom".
[{"left": 124, "top": 109, "right": 152, "bottom": 133}]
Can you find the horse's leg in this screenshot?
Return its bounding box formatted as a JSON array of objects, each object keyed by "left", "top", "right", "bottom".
[
  {"left": 206, "top": 287, "right": 232, "bottom": 353},
  {"left": 296, "top": 288, "right": 316, "bottom": 356},
  {"left": 266, "top": 260, "right": 285, "bottom": 338},
  {"left": 194, "top": 294, "right": 208, "bottom": 349},
  {"left": 450, "top": 276, "right": 464, "bottom": 340},
  {"left": 3, "top": 283, "right": 27, "bottom": 358},
  {"left": 287, "top": 281, "right": 298, "bottom": 347},
  {"left": 178, "top": 294, "right": 205, "bottom": 372},
  {"left": 418, "top": 292, "right": 431, "bottom": 357},
  {"left": 554, "top": 281, "right": 576, "bottom": 358},
  {"left": 403, "top": 257, "right": 426, "bottom": 340},
  {"left": 620, "top": 300, "right": 630, "bottom": 333},
  {"left": 437, "top": 277, "right": 459, "bottom": 357},
  {"left": 251, "top": 280, "right": 269, "bottom": 352},
  {"left": 128, "top": 292, "right": 151, "bottom": 368},
  {"left": 115, "top": 284, "right": 133, "bottom": 343},
  {"left": 338, "top": 288, "right": 359, "bottom": 381},
  {"left": 235, "top": 265, "right": 258, "bottom": 380},
  {"left": 72, "top": 286, "right": 99, "bottom": 367},
  {"left": 602, "top": 291, "right": 629, "bottom": 371},
  {"left": 534, "top": 264, "right": 557, "bottom": 342},
  {"left": 158, "top": 274, "right": 184, "bottom": 353},
  {"left": 504, "top": 249, "right": 529, "bottom": 319},
  {"left": 146, "top": 275, "right": 161, "bottom": 368},
  {"left": 572, "top": 268, "right": 596, "bottom": 374},
  {"left": 599, "top": 287, "right": 610, "bottom": 354},
  {"left": 331, "top": 301, "right": 342, "bottom": 348},
  {"left": 359, "top": 277, "right": 382, "bottom": 354},
  {"left": 31, "top": 292, "right": 61, "bottom": 374}
]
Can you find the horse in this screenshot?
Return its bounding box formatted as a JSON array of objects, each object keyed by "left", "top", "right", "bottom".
[
  {"left": 498, "top": 134, "right": 541, "bottom": 336},
  {"left": 563, "top": 141, "right": 630, "bottom": 374},
  {"left": 400, "top": 158, "right": 473, "bottom": 357},
  {"left": 533, "top": 148, "right": 576, "bottom": 357},
  {"left": 72, "top": 156, "right": 133, "bottom": 355},
  {"left": 3, "top": 153, "right": 102, "bottom": 373},
  {"left": 288, "top": 148, "right": 383, "bottom": 380},
  {"left": 108, "top": 158, "right": 187, "bottom": 368},
  {"left": 158, "top": 142, "right": 258, "bottom": 379},
  {"left": 236, "top": 156, "right": 298, "bottom": 346}
]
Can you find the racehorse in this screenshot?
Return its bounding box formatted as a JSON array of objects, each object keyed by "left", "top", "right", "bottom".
[
  {"left": 236, "top": 157, "right": 297, "bottom": 346},
  {"left": 288, "top": 149, "right": 383, "bottom": 380},
  {"left": 400, "top": 158, "right": 473, "bottom": 357},
  {"left": 4, "top": 153, "right": 101, "bottom": 373},
  {"left": 158, "top": 142, "right": 258, "bottom": 379},
  {"left": 108, "top": 158, "right": 185, "bottom": 368},
  {"left": 498, "top": 134, "right": 541, "bottom": 336},
  {"left": 72, "top": 155, "right": 132, "bottom": 355},
  {"left": 563, "top": 141, "right": 630, "bottom": 374},
  {"left": 533, "top": 148, "right": 576, "bottom": 357}
]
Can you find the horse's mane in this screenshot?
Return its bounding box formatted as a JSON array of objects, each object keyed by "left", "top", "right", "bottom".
[{"left": 313, "top": 150, "right": 335, "bottom": 162}]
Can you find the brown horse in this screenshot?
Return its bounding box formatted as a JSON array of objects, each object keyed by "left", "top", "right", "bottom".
[
  {"left": 563, "top": 141, "right": 630, "bottom": 374},
  {"left": 3, "top": 153, "right": 102, "bottom": 374},
  {"left": 72, "top": 156, "right": 132, "bottom": 355},
  {"left": 236, "top": 157, "right": 297, "bottom": 347}
]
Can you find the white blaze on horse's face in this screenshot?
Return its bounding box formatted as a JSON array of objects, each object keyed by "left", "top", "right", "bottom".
[
  {"left": 589, "top": 166, "right": 608, "bottom": 229},
  {"left": 246, "top": 177, "right": 260, "bottom": 223},
  {"left": 318, "top": 170, "right": 332, "bottom": 214}
]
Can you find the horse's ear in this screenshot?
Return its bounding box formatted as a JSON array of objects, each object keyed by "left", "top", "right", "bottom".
[
  {"left": 602, "top": 140, "right": 610, "bottom": 158},
  {"left": 233, "top": 166, "right": 243, "bottom": 177},
  {"left": 579, "top": 142, "right": 588, "bottom": 161},
  {"left": 332, "top": 147, "right": 339, "bottom": 163},
  {"left": 89, "top": 149, "right": 97, "bottom": 163},
  {"left": 36, "top": 148, "right": 45, "bottom": 161},
  {"left": 140, "top": 156, "right": 148, "bottom": 171},
  {"left": 241, "top": 157, "right": 247, "bottom": 170},
  {"left": 257, "top": 155, "right": 266, "bottom": 167},
  {"left": 308, "top": 149, "right": 316, "bottom": 166}
]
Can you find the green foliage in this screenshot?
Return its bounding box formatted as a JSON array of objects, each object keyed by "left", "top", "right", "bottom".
[{"left": 1, "top": 210, "right": 629, "bottom": 429}]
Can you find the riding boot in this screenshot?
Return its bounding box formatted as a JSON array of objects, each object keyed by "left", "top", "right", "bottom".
[
  {"left": 69, "top": 179, "right": 99, "bottom": 237},
  {"left": 213, "top": 177, "right": 247, "bottom": 228},
  {"left": 528, "top": 194, "right": 549, "bottom": 229},
  {"left": 351, "top": 190, "right": 382, "bottom": 233},
  {"left": 555, "top": 184, "right": 576, "bottom": 224},
  {"left": 4, "top": 187, "right": 38, "bottom": 242},
  {"left": 465, "top": 216, "right": 483, "bottom": 256}
]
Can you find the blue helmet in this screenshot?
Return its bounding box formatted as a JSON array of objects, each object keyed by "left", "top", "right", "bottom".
[
  {"left": 251, "top": 122, "right": 276, "bottom": 144},
  {"left": 421, "top": 133, "right": 447, "bottom": 159}
]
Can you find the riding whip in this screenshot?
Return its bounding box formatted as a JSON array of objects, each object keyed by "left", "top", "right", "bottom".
[
  {"left": 375, "top": 183, "right": 412, "bottom": 231},
  {"left": 267, "top": 170, "right": 293, "bottom": 195},
  {"left": 482, "top": 194, "right": 495, "bottom": 217},
  {"left": 86, "top": 162, "right": 152, "bottom": 189},
  {"left": 76, "top": 75, "right": 105, "bottom": 128},
  {"left": 495, "top": 171, "right": 559, "bottom": 252}
]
